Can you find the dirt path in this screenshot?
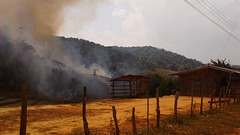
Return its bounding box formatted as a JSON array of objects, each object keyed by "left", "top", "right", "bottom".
[{"left": 0, "top": 96, "right": 211, "bottom": 134}]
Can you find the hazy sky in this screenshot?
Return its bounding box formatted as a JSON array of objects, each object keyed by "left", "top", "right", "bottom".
[{"left": 58, "top": 0, "right": 240, "bottom": 65}]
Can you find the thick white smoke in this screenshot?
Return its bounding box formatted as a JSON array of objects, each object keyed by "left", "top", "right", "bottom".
[{"left": 0, "top": 0, "right": 111, "bottom": 99}]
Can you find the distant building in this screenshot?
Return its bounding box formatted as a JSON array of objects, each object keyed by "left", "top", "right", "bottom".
[
  {"left": 170, "top": 65, "right": 240, "bottom": 99},
  {"left": 110, "top": 75, "right": 149, "bottom": 98}
]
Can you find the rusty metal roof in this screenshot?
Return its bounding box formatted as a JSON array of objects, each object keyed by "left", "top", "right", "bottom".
[
  {"left": 110, "top": 75, "right": 149, "bottom": 81},
  {"left": 169, "top": 65, "right": 240, "bottom": 76}
]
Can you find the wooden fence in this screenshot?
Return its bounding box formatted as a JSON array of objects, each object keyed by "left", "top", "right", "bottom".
[{"left": 18, "top": 83, "right": 240, "bottom": 135}]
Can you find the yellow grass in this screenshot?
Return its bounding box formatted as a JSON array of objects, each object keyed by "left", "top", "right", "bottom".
[{"left": 0, "top": 96, "right": 211, "bottom": 134}]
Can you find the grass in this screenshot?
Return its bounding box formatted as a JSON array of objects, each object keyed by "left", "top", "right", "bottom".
[
  {"left": 139, "top": 104, "right": 240, "bottom": 135},
  {"left": 71, "top": 104, "right": 240, "bottom": 135}
]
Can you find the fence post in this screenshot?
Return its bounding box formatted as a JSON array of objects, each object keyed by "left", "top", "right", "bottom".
[
  {"left": 219, "top": 88, "right": 222, "bottom": 110},
  {"left": 132, "top": 107, "right": 137, "bottom": 135},
  {"left": 227, "top": 88, "right": 232, "bottom": 106},
  {"left": 223, "top": 88, "right": 227, "bottom": 108},
  {"left": 237, "top": 90, "right": 240, "bottom": 105},
  {"left": 224, "top": 73, "right": 233, "bottom": 107},
  {"left": 112, "top": 106, "right": 120, "bottom": 135},
  {"left": 200, "top": 82, "right": 204, "bottom": 114},
  {"left": 233, "top": 88, "right": 236, "bottom": 104},
  {"left": 174, "top": 91, "right": 180, "bottom": 122},
  {"left": 191, "top": 86, "right": 194, "bottom": 117},
  {"left": 147, "top": 96, "right": 149, "bottom": 133},
  {"left": 210, "top": 89, "right": 213, "bottom": 110},
  {"left": 156, "top": 87, "right": 160, "bottom": 128},
  {"left": 82, "top": 87, "right": 89, "bottom": 135},
  {"left": 20, "top": 80, "right": 28, "bottom": 135}
]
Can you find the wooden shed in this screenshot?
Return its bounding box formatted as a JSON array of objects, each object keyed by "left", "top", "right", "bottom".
[
  {"left": 110, "top": 75, "right": 149, "bottom": 98},
  {"left": 170, "top": 65, "right": 240, "bottom": 98}
]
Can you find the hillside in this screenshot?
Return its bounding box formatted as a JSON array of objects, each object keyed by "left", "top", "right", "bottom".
[
  {"left": 57, "top": 37, "right": 203, "bottom": 76},
  {"left": 0, "top": 32, "right": 202, "bottom": 99},
  {"left": 113, "top": 46, "right": 202, "bottom": 71}
]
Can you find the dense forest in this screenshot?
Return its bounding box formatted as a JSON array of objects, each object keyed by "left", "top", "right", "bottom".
[{"left": 113, "top": 46, "right": 202, "bottom": 71}]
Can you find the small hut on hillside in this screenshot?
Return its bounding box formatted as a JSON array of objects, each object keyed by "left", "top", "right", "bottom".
[
  {"left": 110, "top": 75, "right": 149, "bottom": 98},
  {"left": 170, "top": 65, "right": 240, "bottom": 98}
]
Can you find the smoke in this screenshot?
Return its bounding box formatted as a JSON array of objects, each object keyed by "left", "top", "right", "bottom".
[
  {"left": 0, "top": 0, "right": 79, "bottom": 39},
  {"left": 0, "top": 0, "right": 111, "bottom": 99}
]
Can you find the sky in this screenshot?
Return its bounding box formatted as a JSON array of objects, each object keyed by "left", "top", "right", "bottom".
[{"left": 58, "top": 0, "right": 240, "bottom": 65}]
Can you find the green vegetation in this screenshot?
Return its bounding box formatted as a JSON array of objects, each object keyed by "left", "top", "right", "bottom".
[
  {"left": 210, "top": 59, "right": 231, "bottom": 68},
  {"left": 58, "top": 37, "right": 203, "bottom": 77},
  {"left": 158, "top": 78, "right": 178, "bottom": 97},
  {"left": 114, "top": 46, "right": 202, "bottom": 71},
  {"left": 147, "top": 73, "right": 178, "bottom": 97}
]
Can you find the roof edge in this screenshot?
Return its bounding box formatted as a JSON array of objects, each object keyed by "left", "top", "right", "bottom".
[{"left": 169, "top": 65, "right": 240, "bottom": 76}]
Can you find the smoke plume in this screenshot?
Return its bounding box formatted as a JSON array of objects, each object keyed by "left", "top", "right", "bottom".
[
  {"left": 0, "top": 0, "right": 79, "bottom": 39},
  {"left": 0, "top": 0, "right": 111, "bottom": 100}
]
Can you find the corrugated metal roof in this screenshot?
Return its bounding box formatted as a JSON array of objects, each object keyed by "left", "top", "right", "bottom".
[
  {"left": 110, "top": 75, "right": 148, "bottom": 81},
  {"left": 169, "top": 65, "right": 240, "bottom": 76}
]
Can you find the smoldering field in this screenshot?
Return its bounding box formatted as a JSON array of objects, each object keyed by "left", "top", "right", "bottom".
[
  {"left": 0, "top": 32, "right": 112, "bottom": 99},
  {"left": 0, "top": 0, "right": 115, "bottom": 99}
]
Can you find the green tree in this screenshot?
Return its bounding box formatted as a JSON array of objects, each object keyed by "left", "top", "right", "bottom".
[
  {"left": 148, "top": 73, "right": 163, "bottom": 97},
  {"left": 210, "top": 59, "right": 231, "bottom": 69},
  {"left": 158, "top": 78, "right": 178, "bottom": 97}
]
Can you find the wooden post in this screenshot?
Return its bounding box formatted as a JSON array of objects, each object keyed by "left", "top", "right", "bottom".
[
  {"left": 237, "top": 91, "right": 240, "bottom": 104},
  {"left": 200, "top": 82, "right": 204, "bottom": 114},
  {"left": 233, "top": 87, "right": 236, "bottom": 104},
  {"left": 130, "top": 81, "right": 132, "bottom": 97},
  {"left": 132, "top": 107, "right": 137, "bottom": 135},
  {"left": 219, "top": 88, "right": 222, "bottom": 110},
  {"left": 112, "top": 81, "right": 115, "bottom": 98},
  {"left": 210, "top": 88, "right": 213, "bottom": 110},
  {"left": 82, "top": 87, "right": 89, "bottom": 135},
  {"left": 20, "top": 80, "right": 28, "bottom": 135},
  {"left": 227, "top": 88, "right": 232, "bottom": 106},
  {"left": 191, "top": 84, "right": 194, "bottom": 117},
  {"left": 222, "top": 87, "right": 227, "bottom": 108},
  {"left": 236, "top": 89, "right": 240, "bottom": 104},
  {"left": 174, "top": 91, "right": 180, "bottom": 122},
  {"left": 156, "top": 87, "right": 160, "bottom": 128},
  {"left": 112, "top": 106, "right": 120, "bottom": 135},
  {"left": 238, "top": 91, "right": 240, "bottom": 105},
  {"left": 224, "top": 73, "right": 233, "bottom": 107},
  {"left": 147, "top": 96, "right": 149, "bottom": 133}
]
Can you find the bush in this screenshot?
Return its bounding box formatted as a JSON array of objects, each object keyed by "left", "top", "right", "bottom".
[{"left": 158, "top": 78, "right": 178, "bottom": 97}]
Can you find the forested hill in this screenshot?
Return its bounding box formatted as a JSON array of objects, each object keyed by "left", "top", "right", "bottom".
[
  {"left": 0, "top": 34, "right": 202, "bottom": 98},
  {"left": 57, "top": 37, "right": 202, "bottom": 74},
  {"left": 112, "top": 46, "right": 202, "bottom": 71}
]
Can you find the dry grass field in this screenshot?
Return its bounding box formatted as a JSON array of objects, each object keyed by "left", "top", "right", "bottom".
[{"left": 0, "top": 95, "right": 214, "bottom": 134}]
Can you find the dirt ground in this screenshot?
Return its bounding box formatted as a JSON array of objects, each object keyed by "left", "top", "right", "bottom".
[{"left": 0, "top": 96, "right": 211, "bottom": 134}]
